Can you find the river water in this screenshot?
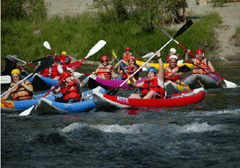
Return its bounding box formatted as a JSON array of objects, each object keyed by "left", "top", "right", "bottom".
[{"left": 1, "top": 61, "right": 240, "bottom": 168}]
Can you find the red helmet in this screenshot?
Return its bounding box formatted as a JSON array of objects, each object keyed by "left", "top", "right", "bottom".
[
  {"left": 128, "top": 56, "right": 136, "bottom": 62},
  {"left": 101, "top": 56, "right": 108, "bottom": 62},
  {"left": 45, "top": 54, "right": 52, "bottom": 58},
  {"left": 60, "top": 71, "right": 71, "bottom": 80},
  {"left": 196, "top": 49, "right": 204, "bottom": 54},
  {"left": 125, "top": 47, "right": 130, "bottom": 51}
]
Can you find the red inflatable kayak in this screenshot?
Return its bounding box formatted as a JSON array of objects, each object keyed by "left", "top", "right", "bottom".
[{"left": 93, "top": 87, "right": 205, "bottom": 108}]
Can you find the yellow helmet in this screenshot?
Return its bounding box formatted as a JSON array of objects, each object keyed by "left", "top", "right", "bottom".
[
  {"left": 11, "top": 69, "right": 21, "bottom": 75},
  {"left": 61, "top": 51, "right": 67, "bottom": 55}
]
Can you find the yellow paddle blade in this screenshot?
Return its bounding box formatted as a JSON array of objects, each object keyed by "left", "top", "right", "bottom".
[{"left": 112, "top": 50, "right": 118, "bottom": 59}]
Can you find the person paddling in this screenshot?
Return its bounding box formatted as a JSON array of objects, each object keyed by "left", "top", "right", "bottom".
[
  {"left": 51, "top": 70, "right": 82, "bottom": 103},
  {"left": 164, "top": 55, "right": 183, "bottom": 84},
  {"left": 129, "top": 51, "right": 165, "bottom": 99},
  {"left": 1, "top": 55, "right": 28, "bottom": 76},
  {"left": 165, "top": 48, "right": 180, "bottom": 63},
  {"left": 54, "top": 51, "right": 72, "bottom": 65},
  {"left": 93, "top": 56, "right": 115, "bottom": 80},
  {"left": 185, "top": 49, "right": 215, "bottom": 74},
  {"left": 120, "top": 47, "right": 136, "bottom": 62},
  {"left": 120, "top": 56, "right": 142, "bottom": 80},
  {"left": 1, "top": 69, "right": 33, "bottom": 101}
]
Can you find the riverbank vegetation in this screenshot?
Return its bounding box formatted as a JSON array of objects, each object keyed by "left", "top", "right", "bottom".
[{"left": 1, "top": 0, "right": 222, "bottom": 67}]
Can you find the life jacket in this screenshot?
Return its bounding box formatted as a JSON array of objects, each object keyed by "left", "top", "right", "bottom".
[
  {"left": 122, "top": 52, "right": 133, "bottom": 62},
  {"left": 142, "top": 77, "right": 165, "bottom": 99},
  {"left": 61, "top": 80, "right": 81, "bottom": 101},
  {"left": 166, "top": 54, "right": 180, "bottom": 63},
  {"left": 121, "top": 65, "right": 141, "bottom": 80},
  {"left": 10, "top": 80, "right": 33, "bottom": 100},
  {"left": 56, "top": 55, "right": 72, "bottom": 64},
  {"left": 97, "top": 66, "right": 112, "bottom": 80},
  {"left": 192, "top": 59, "right": 210, "bottom": 74},
  {"left": 164, "top": 66, "right": 181, "bottom": 83},
  {"left": 40, "top": 64, "right": 60, "bottom": 79}
]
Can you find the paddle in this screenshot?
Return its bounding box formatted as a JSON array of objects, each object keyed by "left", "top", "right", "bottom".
[
  {"left": 8, "top": 55, "right": 36, "bottom": 68},
  {"left": 136, "top": 52, "right": 155, "bottom": 60},
  {"left": 161, "top": 29, "right": 238, "bottom": 88},
  {"left": 178, "top": 65, "right": 192, "bottom": 73},
  {"left": 19, "top": 40, "right": 107, "bottom": 116},
  {"left": 43, "top": 41, "right": 56, "bottom": 55},
  {"left": 112, "top": 50, "right": 136, "bottom": 83},
  {"left": 1, "top": 75, "right": 11, "bottom": 84},
  {"left": 1, "top": 56, "right": 55, "bottom": 98},
  {"left": 107, "top": 20, "right": 193, "bottom": 96}
]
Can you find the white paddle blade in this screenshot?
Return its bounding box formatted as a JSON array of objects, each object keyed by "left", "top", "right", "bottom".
[
  {"left": 19, "top": 106, "right": 34, "bottom": 116},
  {"left": 74, "top": 72, "right": 84, "bottom": 78},
  {"left": 177, "top": 60, "right": 183, "bottom": 65},
  {"left": 142, "top": 52, "right": 155, "bottom": 58},
  {"left": 86, "top": 40, "right": 106, "bottom": 58},
  {"left": 224, "top": 79, "right": 238, "bottom": 88},
  {"left": 1, "top": 76, "right": 11, "bottom": 84},
  {"left": 43, "top": 41, "right": 51, "bottom": 50}
]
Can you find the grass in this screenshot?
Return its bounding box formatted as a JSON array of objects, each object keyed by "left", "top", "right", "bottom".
[{"left": 1, "top": 12, "right": 222, "bottom": 68}]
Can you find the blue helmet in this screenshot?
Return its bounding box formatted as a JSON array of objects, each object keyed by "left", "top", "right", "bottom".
[{"left": 146, "top": 66, "right": 157, "bottom": 73}]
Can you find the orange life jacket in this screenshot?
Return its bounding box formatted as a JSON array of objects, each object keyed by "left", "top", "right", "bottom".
[
  {"left": 192, "top": 59, "right": 210, "bottom": 74},
  {"left": 164, "top": 66, "right": 181, "bottom": 83},
  {"left": 142, "top": 77, "right": 165, "bottom": 99},
  {"left": 40, "top": 64, "right": 60, "bottom": 79},
  {"left": 61, "top": 80, "right": 81, "bottom": 101},
  {"left": 97, "top": 66, "right": 112, "bottom": 80},
  {"left": 122, "top": 66, "right": 141, "bottom": 80},
  {"left": 10, "top": 81, "right": 33, "bottom": 100},
  {"left": 122, "top": 53, "right": 133, "bottom": 62}
]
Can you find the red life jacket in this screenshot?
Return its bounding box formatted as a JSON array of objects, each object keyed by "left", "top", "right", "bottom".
[
  {"left": 122, "top": 53, "right": 133, "bottom": 62},
  {"left": 164, "top": 66, "right": 181, "bottom": 83},
  {"left": 142, "top": 77, "right": 165, "bottom": 99},
  {"left": 97, "top": 66, "right": 112, "bottom": 79},
  {"left": 40, "top": 64, "right": 60, "bottom": 79},
  {"left": 121, "top": 66, "right": 141, "bottom": 80},
  {"left": 166, "top": 54, "right": 180, "bottom": 63},
  {"left": 56, "top": 55, "right": 72, "bottom": 64},
  {"left": 61, "top": 80, "right": 81, "bottom": 101},
  {"left": 192, "top": 59, "right": 210, "bottom": 74}
]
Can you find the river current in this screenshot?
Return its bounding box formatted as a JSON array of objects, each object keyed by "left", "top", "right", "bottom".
[{"left": 1, "top": 61, "right": 240, "bottom": 168}]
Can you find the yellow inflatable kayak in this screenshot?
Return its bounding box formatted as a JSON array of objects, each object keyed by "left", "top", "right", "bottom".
[{"left": 136, "top": 60, "right": 193, "bottom": 69}]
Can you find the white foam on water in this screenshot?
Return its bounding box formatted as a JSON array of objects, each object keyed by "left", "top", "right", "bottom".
[
  {"left": 177, "top": 122, "right": 223, "bottom": 133},
  {"left": 187, "top": 109, "right": 240, "bottom": 117},
  {"left": 61, "top": 122, "right": 88, "bottom": 133}
]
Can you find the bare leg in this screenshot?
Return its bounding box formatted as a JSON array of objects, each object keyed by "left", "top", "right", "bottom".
[
  {"left": 129, "top": 93, "right": 141, "bottom": 99},
  {"left": 143, "top": 90, "right": 156, "bottom": 99}
]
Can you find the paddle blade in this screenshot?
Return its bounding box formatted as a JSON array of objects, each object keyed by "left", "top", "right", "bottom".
[
  {"left": 112, "top": 50, "right": 118, "bottom": 59},
  {"left": 43, "top": 41, "right": 51, "bottom": 50},
  {"left": 142, "top": 52, "right": 155, "bottom": 58},
  {"left": 19, "top": 106, "right": 34, "bottom": 116},
  {"left": 86, "top": 40, "right": 106, "bottom": 58},
  {"left": 173, "top": 20, "right": 193, "bottom": 38},
  {"left": 178, "top": 65, "right": 192, "bottom": 73},
  {"left": 223, "top": 79, "right": 238, "bottom": 88},
  {"left": 1, "top": 75, "right": 11, "bottom": 84},
  {"left": 33, "top": 56, "right": 55, "bottom": 74}
]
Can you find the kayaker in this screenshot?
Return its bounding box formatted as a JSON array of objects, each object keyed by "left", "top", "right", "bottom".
[
  {"left": 51, "top": 70, "right": 82, "bottom": 103},
  {"left": 164, "top": 55, "right": 183, "bottom": 84},
  {"left": 93, "top": 56, "right": 116, "bottom": 80},
  {"left": 54, "top": 51, "right": 72, "bottom": 65},
  {"left": 39, "top": 55, "right": 63, "bottom": 80},
  {"left": 120, "top": 47, "right": 136, "bottom": 62},
  {"left": 120, "top": 56, "right": 142, "bottom": 80},
  {"left": 165, "top": 48, "right": 180, "bottom": 63},
  {"left": 1, "top": 69, "right": 33, "bottom": 101},
  {"left": 1, "top": 55, "right": 28, "bottom": 76},
  {"left": 129, "top": 51, "right": 165, "bottom": 99},
  {"left": 185, "top": 49, "right": 215, "bottom": 74}
]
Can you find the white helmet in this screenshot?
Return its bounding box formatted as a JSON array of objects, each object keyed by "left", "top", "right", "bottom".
[
  {"left": 170, "top": 48, "right": 176, "bottom": 54},
  {"left": 169, "top": 55, "right": 178, "bottom": 61}
]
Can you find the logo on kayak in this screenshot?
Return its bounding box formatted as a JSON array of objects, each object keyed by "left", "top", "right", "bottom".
[{"left": 117, "top": 97, "right": 129, "bottom": 104}]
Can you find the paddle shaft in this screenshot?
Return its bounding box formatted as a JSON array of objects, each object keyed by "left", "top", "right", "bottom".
[
  {"left": 161, "top": 29, "right": 224, "bottom": 81},
  {"left": 112, "top": 51, "right": 130, "bottom": 76},
  {"left": 9, "top": 56, "right": 36, "bottom": 68}
]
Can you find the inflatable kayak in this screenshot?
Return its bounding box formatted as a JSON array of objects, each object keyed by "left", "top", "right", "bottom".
[
  {"left": 85, "top": 75, "right": 146, "bottom": 90},
  {"left": 136, "top": 60, "right": 194, "bottom": 70},
  {"left": 182, "top": 74, "right": 222, "bottom": 89},
  {"left": 0, "top": 89, "right": 97, "bottom": 114},
  {"left": 31, "top": 88, "right": 107, "bottom": 115},
  {"left": 165, "top": 81, "right": 191, "bottom": 95},
  {"left": 92, "top": 86, "right": 205, "bottom": 108}
]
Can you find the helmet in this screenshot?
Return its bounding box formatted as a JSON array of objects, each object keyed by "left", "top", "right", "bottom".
[
  {"left": 146, "top": 66, "right": 157, "bottom": 73},
  {"left": 101, "top": 56, "right": 108, "bottom": 62},
  {"left": 60, "top": 71, "right": 71, "bottom": 80},
  {"left": 196, "top": 49, "right": 204, "bottom": 54},
  {"left": 170, "top": 48, "right": 176, "bottom": 54},
  {"left": 128, "top": 56, "right": 136, "bottom": 61},
  {"left": 45, "top": 54, "right": 52, "bottom": 58},
  {"left": 11, "top": 69, "right": 21, "bottom": 75},
  {"left": 125, "top": 47, "right": 131, "bottom": 51},
  {"left": 61, "top": 51, "right": 67, "bottom": 55},
  {"left": 169, "top": 55, "right": 178, "bottom": 61}
]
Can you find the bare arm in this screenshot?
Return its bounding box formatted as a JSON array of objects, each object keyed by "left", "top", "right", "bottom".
[
  {"left": 130, "top": 79, "right": 144, "bottom": 88},
  {"left": 156, "top": 52, "right": 164, "bottom": 85},
  {"left": 185, "top": 49, "right": 193, "bottom": 63},
  {"left": 1, "top": 89, "right": 11, "bottom": 100},
  {"left": 208, "top": 60, "right": 215, "bottom": 73},
  {"left": 21, "top": 80, "right": 33, "bottom": 92}
]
